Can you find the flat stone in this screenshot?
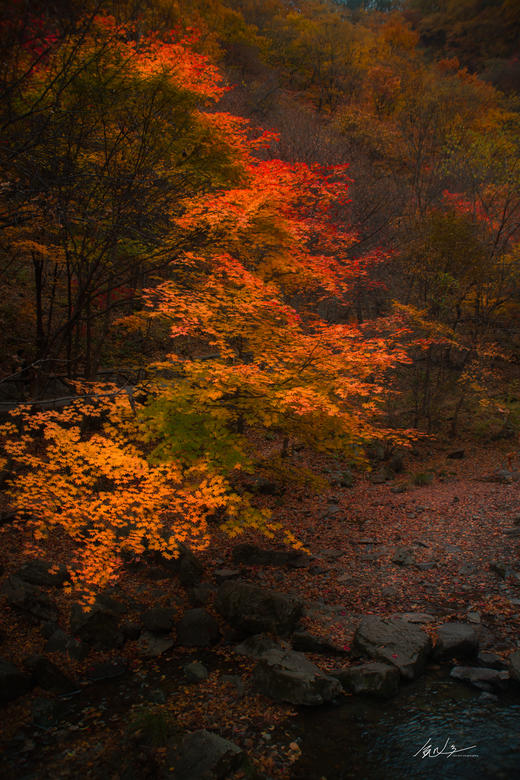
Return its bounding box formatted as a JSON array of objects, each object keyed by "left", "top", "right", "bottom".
[
  {"left": 234, "top": 634, "right": 284, "bottom": 659},
  {"left": 292, "top": 630, "right": 348, "bottom": 656},
  {"left": 478, "top": 651, "right": 505, "bottom": 670},
  {"left": 137, "top": 631, "right": 174, "bottom": 657},
  {"left": 333, "top": 662, "right": 399, "bottom": 698},
  {"left": 214, "top": 568, "right": 241, "bottom": 584},
  {"left": 252, "top": 649, "right": 342, "bottom": 706},
  {"left": 231, "top": 543, "right": 307, "bottom": 568},
  {"left": 434, "top": 623, "right": 479, "bottom": 661},
  {"left": 509, "top": 650, "right": 520, "bottom": 682},
  {"left": 450, "top": 666, "right": 509, "bottom": 690},
  {"left": 394, "top": 613, "right": 436, "bottom": 624},
  {"left": 216, "top": 581, "right": 302, "bottom": 636},
  {"left": 353, "top": 616, "right": 432, "bottom": 680}
]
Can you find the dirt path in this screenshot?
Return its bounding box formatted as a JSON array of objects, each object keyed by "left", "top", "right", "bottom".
[{"left": 221, "top": 440, "right": 520, "bottom": 659}]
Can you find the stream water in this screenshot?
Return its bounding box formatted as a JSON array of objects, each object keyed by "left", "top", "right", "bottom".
[{"left": 292, "top": 671, "right": 520, "bottom": 780}]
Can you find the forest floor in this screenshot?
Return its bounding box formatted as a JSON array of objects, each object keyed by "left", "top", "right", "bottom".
[{"left": 1, "top": 437, "right": 520, "bottom": 778}]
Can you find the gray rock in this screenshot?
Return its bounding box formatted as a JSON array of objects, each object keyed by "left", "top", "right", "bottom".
[
  {"left": 176, "top": 608, "right": 220, "bottom": 647},
  {"left": 366, "top": 442, "right": 385, "bottom": 461},
  {"left": 353, "top": 616, "right": 432, "bottom": 680},
  {"left": 450, "top": 666, "right": 509, "bottom": 690},
  {"left": 214, "top": 568, "right": 241, "bottom": 584},
  {"left": 388, "top": 453, "right": 405, "bottom": 473},
  {"left": 27, "top": 655, "right": 77, "bottom": 693},
  {"left": 142, "top": 607, "right": 176, "bottom": 634},
  {"left": 44, "top": 628, "right": 76, "bottom": 653},
  {"left": 3, "top": 576, "right": 58, "bottom": 623},
  {"left": 394, "top": 613, "right": 436, "bottom": 624},
  {"left": 156, "top": 543, "right": 204, "bottom": 587},
  {"left": 370, "top": 467, "right": 393, "bottom": 484},
  {"left": 32, "top": 696, "right": 61, "bottom": 728},
  {"left": 231, "top": 543, "right": 307, "bottom": 568},
  {"left": 234, "top": 634, "right": 284, "bottom": 659},
  {"left": 447, "top": 450, "right": 465, "bottom": 460},
  {"left": 221, "top": 674, "right": 244, "bottom": 697},
  {"left": 121, "top": 621, "right": 142, "bottom": 641},
  {"left": 479, "top": 691, "right": 498, "bottom": 703},
  {"left": 331, "top": 468, "right": 355, "bottom": 488},
  {"left": 252, "top": 649, "right": 343, "bottom": 705},
  {"left": 0, "top": 658, "right": 31, "bottom": 702},
  {"left": 434, "top": 623, "right": 479, "bottom": 661},
  {"left": 382, "top": 585, "right": 399, "bottom": 598},
  {"left": 487, "top": 469, "right": 520, "bottom": 484},
  {"left": 137, "top": 631, "right": 174, "bottom": 657},
  {"left": 86, "top": 660, "right": 127, "bottom": 682},
  {"left": 16, "top": 559, "right": 68, "bottom": 587},
  {"left": 292, "top": 630, "right": 348, "bottom": 656},
  {"left": 245, "top": 476, "right": 282, "bottom": 496},
  {"left": 184, "top": 661, "right": 208, "bottom": 682},
  {"left": 509, "top": 650, "right": 520, "bottom": 682},
  {"left": 70, "top": 602, "right": 124, "bottom": 650},
  {"left": 392, "top": 547, "right": 415, "bottom": 566},
  {"left": 478, "top": 651, "right": 505, "bottom": 670},
  {"left": 216, "top": 581, "right": 302, "bottom": 636},
  {"left": 173, "top": 729, "right": 244, "bottom": 780},
  {"left": 490, "top": 561, "right": 512, "bottom": 578},
  {"left": 189, "top": 583, "right": 213, "bottom": 607},
  {"left": 332, "top": 662, "right": 400, "bottom": 698}
]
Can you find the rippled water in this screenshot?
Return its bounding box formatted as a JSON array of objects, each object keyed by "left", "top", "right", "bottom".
[{"left": 292, "top": 672, "right": 520, "bottom": 779}]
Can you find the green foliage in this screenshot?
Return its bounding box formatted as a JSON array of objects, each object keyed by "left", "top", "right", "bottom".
[
  {"left": 413, "top": 470, "right": 434, "bottom": 485},
  {"left": 126, "top": 706, "right": 176, "bottom": 747},
  {"left": 140, "top": 390, "right": 249, "bottom": 472}
]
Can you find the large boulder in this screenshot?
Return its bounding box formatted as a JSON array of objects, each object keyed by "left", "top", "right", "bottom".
[
  {"left": 232, "top": 543, "right": 308, "bottom": 568},
  {"left": 70, "top": 600, "right": 124, "bottom": 650},
  {"left": 156, "top": 544, "right": 204, "bottom": 587},
  {"left": 137, "top": 631, "right": 174, "bottom": 657},
  {"left": 3, "top": 576, "right": 58, "bottom": 623},
  {"left": 509, "top": 650, "right": 520, "bottom": 683},
  {"left": 332, "top": 662, "right": 400, "bottom": 699},
  {"left": 0, "top": 658, "right": 31, "bottom": 703},
  {"left": 292, "top": 630, "right": 348, "bottom": 656},
  {"left": 27, "top": 655, "right": 78, "bottom": 693},
  {"left": 353, "top": 616, "right": 432, "bottom": 680},
  {"left": 173, "top": 729, "right": 244, "bottom": 780},
  {"left": 234, "top": 634, "right": 284, "bottom": 659},
  {"left": 142, "top": 607, "right": 176, "bottom": 634},
  {"left": 176, "top": 608, "right": 220, "bottom": 647},
  {"left": 434, "top": 623, "right": 479, "bottom": 661},
  {"left": 252, "top": 648, "right": 342, "bottom": 706},
  {"left": 216, "top": 581, "right": 302, "bottom": 636},
  {"left": 16, "top": 559, "right": 68, "bottom": 587}
]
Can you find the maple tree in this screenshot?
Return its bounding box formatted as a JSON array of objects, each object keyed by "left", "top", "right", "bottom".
[
  {"left": 0, "top": 11, "right": 410, "bottom": 601},
  {"left": 0, "top": 12, "right": 243, "bottom": 382}
]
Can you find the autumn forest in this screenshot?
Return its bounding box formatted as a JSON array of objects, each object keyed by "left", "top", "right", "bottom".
[{"left": 1, "top": 1, "right": 520, "bottom": 778}]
